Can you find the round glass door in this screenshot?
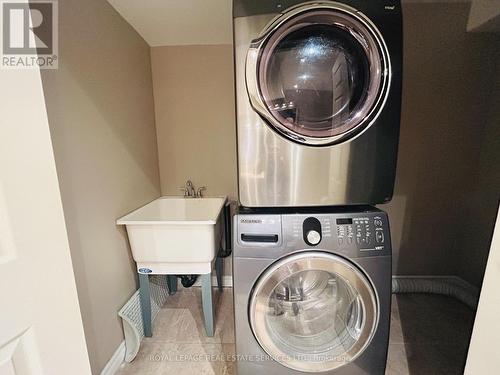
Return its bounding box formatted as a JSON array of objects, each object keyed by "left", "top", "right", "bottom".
[
  {"left": 249, "top": 252, "right": 378, "bottom": 372},
  {"left": 246, "top": 2, "right": 391, "bottom": 145}
]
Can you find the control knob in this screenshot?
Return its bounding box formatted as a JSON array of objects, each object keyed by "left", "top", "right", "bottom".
[
  {"left": 306, "top": 230, "right": 321, "bottom": 245},
  {"left": 303, "top": 217, "right": 322, "bottom": 246}
]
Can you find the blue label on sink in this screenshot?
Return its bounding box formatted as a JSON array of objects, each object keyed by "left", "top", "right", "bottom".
[{"left": 138, "top": 268, "right": 152, "bottom": 274}]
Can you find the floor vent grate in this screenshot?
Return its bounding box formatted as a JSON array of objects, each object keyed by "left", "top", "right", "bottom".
[{"left": 118, "top": 275, "right": 170, "bottom": 362}]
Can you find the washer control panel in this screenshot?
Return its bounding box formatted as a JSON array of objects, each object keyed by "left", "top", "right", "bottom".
[
  {"left": 284, "top": 211, "right": 390, "bottom": 257},
  {"left": 235, "top": 209, "right": 391, "bottom": 258},
  {"left": 338, "top": 216, "right": 386, "bottom": 249}
]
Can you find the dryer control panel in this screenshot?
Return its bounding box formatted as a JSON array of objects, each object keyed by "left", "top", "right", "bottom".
[{"left": 234, "top": 208, "right": 391, "bottom": 259}]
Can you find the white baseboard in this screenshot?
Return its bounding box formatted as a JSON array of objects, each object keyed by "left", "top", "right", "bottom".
[
  {"left": 191, "top": 275, "right": 233, "bottom": 288},
  {"left": 100, "top": 340, "right": 125, "bottom": 375}
]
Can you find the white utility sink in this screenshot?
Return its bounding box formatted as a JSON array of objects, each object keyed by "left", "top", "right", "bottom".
[{"left": 117, "top": 196, "right": 227, "bottom": 274}]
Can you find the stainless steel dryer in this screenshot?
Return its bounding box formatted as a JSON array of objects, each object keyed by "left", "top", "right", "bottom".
[
  {"left": 233, "top": 0, "right": 403, "bottom": 207},
  {"left": 233, "top": 206, "right": 392, "bottom": 374}
]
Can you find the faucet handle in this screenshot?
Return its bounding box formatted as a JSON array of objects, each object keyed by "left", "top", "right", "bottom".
[
  {"left": 179, "top": 186, "right": 188, "bottom": 197},
  {"left": 196, "top": 186, "right": 206, "bottom": 198}
]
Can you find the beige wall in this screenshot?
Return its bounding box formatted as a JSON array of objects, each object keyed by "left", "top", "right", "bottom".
[
  {"left": 151, "top": 44, "right": 237, "bottom": 200},
  {"left": 40, "top": 0, "right": 161, "bottom": 372},
  {"left": 380, "top": 1, "right": 499, "bottom": 281},
  {"left": 455, "top": 52, "right": 500, "bottom": 287}
]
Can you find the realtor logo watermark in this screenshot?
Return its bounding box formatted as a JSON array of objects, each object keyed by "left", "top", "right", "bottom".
[{"left": 1, "top": 0, "right": 58, "bottom": 69}]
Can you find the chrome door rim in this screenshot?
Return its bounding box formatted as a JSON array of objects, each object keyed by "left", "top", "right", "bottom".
[
  {"left": 249, "top": 251, "right": 379, "bottom": 372},
  {"left": 245, "top": 1, "right": 392, "bottom": 146}
]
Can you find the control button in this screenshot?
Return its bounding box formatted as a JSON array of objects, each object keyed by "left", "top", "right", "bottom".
[
  {"left": 338, "top": 237, "right": 344, "bottom": 245},
  {"left": 347, "top": 237, "right": 353, "bottom": 244},
  {"left": 376, "top": 231, "right": 384, "bottom": 243},
  {"left": 375, "top": 219, "right": 383, "bottom": 226},
  {"left": 307, "top": 230, "right": 321, "bottom": 245}
]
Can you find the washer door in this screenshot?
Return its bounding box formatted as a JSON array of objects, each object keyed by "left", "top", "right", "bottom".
[
  {"left": 249, "top": 252, "right": 378, "bottom": 372},
  {"left": 246, "top": 2, "right": 391, "bottom": 146}
]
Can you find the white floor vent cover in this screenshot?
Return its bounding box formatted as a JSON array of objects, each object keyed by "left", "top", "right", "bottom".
[{"left": 118, "top": 275, "right": 169, "bottom": 362}]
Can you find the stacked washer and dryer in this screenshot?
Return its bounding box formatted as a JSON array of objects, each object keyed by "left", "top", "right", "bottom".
[{"left": 232, "top": 1, "right": 402, "bottom": 374}]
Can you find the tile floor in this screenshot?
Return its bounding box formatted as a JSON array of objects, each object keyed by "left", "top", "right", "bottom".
[{"left": 116, "top": 288, "right": 474, "bottom": 375}]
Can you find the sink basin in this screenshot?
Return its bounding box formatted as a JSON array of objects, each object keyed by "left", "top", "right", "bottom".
[{"left": 117, "top": 196, "right": 227, "bottom": 274}]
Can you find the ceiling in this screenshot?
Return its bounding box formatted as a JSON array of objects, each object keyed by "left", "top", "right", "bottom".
[
  {"left": 107, "top": 0, "right": 233, "bottom": 46},
  {"left": 108, "top": 0, "right": 483, "bottom": 47},
  {"left": 468, "top": 0, "right": 500, "bottom": 32}
]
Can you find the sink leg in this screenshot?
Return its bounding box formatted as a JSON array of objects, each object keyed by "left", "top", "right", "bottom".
[
  {"left": 201, "top": 273, "right": 214, "bottom": 337},
  {"left": 139, "top": 273, "right": 152, "bottom": 337},
  {"left": 215, "top": 257, "right": 223, "bottom": 292},
  {"left": 167, "top": 275, "right": 177, "bottom": 295}
]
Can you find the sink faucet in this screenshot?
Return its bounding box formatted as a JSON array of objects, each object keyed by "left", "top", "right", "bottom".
[
  {"left": 185, "top": 180, "right": 195, "bottom": 197},
  {"left": 196, "top": 186, "right": 206, "bottom": 198},
  {"left": 180, "top": 180, "right": 206, "bottom": 198}
]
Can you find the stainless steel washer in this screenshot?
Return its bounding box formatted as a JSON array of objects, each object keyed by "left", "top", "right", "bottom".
[
  {"left": 233, "top": 0, "right": 403, "bottom": 207},
  {"left": 233, "top": 206, "right": 392, "bottom": 374}
]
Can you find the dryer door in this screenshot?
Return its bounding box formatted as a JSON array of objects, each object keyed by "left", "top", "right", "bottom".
[
  {"left": 249, "top": 251, "right": 378, "bottom": 372},
  {"left": 246, "top": 2, "right": 391, "bottom": 146}
]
